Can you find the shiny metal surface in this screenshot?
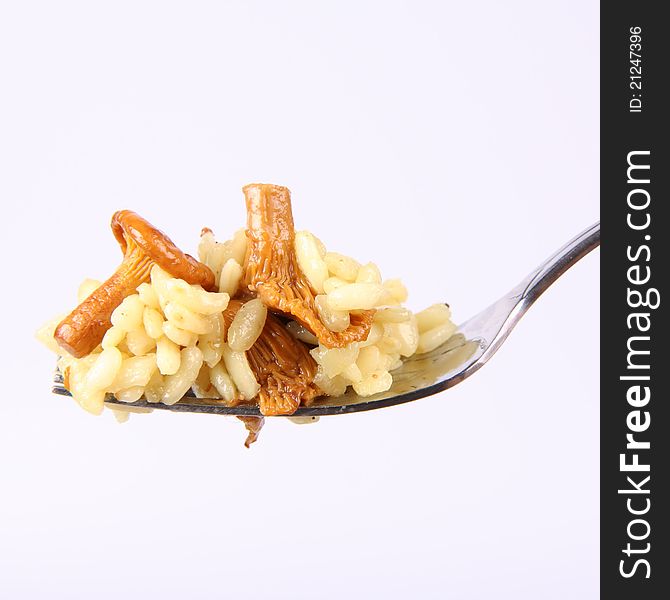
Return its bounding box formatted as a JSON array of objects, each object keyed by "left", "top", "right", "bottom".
[{"left": 52, "top": 222, "right": 600, "bottom": 417}]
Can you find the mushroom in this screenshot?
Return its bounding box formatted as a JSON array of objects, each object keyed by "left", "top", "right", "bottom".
[
  {"left": 237, "top": 416, "right": 265, "bottom": 448},
  {"left": 222, "top": 299, "right": 321, "bottom": 416},
  {"left": 55, "top": 210, "right": 215, "bottom": 358},
  {"left": 242, "top": 183, "right": 375, "bottom": 348}
]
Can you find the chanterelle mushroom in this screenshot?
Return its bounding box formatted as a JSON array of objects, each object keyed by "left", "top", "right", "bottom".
[
  {"left": 237, "top": 416, "right": 265, "bottom": 448},
  {"left": 223, "top": 299, "right": 321, "bottom": 416},
  {"left": 242, "top": 183, "right": 375, "bottom": 348},
  {"left": 55, "top": 210, "right": 215, "bottom": 358}
]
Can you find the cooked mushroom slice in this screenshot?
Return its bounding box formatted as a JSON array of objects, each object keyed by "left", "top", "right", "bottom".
[
  {"left": 242, "top": 184, "right": 374, "bottom": 348},
  {"left": 237, "top": 416, "right": 265, "bottom": 448},
  {"left": 223, "top": 299, "right": 321, "bottom": 416},
  {"left": 55, "top": 210, "right": 215, "bottom": 358}
]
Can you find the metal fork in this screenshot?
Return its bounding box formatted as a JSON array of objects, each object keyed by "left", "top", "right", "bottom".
[{"left": 53, "top": 222, "right": 600, "bottom": 417}]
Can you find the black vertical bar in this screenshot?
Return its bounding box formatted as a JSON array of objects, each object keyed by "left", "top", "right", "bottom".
[{"left": 601, "top": 2, "right": 668, "bottom": 598}]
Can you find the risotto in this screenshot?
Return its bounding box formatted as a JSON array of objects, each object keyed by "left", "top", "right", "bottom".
[{"left": 38, "top": 184, "right": 456, "bottom": 444}]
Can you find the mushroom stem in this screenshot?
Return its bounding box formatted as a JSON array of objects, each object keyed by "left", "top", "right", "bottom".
[
  {"left": 237, "top": 416, "right": 265, "bottom": 448},
  {"left": 242, "top": 183, "right": 375, "bottom": 348},
  {"left": 55, "top": 241, "right": 153, "bottom": 358}
]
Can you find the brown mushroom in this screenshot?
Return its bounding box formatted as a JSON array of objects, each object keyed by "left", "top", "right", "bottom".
[
  {"left": 223, "top": 299, "right": 321, "bottom": 416},
  {"left": 242, "top": 183, "right": 375, "bottom": 348},
  {"left": 237, "top": 416, "right": 265, "bottom": 448},
  {"left": 54, "top": 210, "right": 215, "bottom": 358}
]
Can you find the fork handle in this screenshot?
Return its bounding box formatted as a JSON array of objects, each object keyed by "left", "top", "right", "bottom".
[
  {"left": 458, "top": 222, "right": 600, "bottom": 353},
  {"left": 520, "top": 221, "right": 600, "bottom": 304}
]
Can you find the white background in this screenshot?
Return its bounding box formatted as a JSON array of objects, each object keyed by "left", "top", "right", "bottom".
[{"left": 0, "top": 2, "right": 599, "bottom": 598}]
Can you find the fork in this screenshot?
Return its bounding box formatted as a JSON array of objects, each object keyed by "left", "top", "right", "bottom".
[{"left": 53, "top": 222, "right": 600, "bottom": 417}]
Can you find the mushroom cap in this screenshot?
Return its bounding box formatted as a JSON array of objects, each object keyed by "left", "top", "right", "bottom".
[{"left": 112, "top": 210, "right": 216, "bottom": 291}]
